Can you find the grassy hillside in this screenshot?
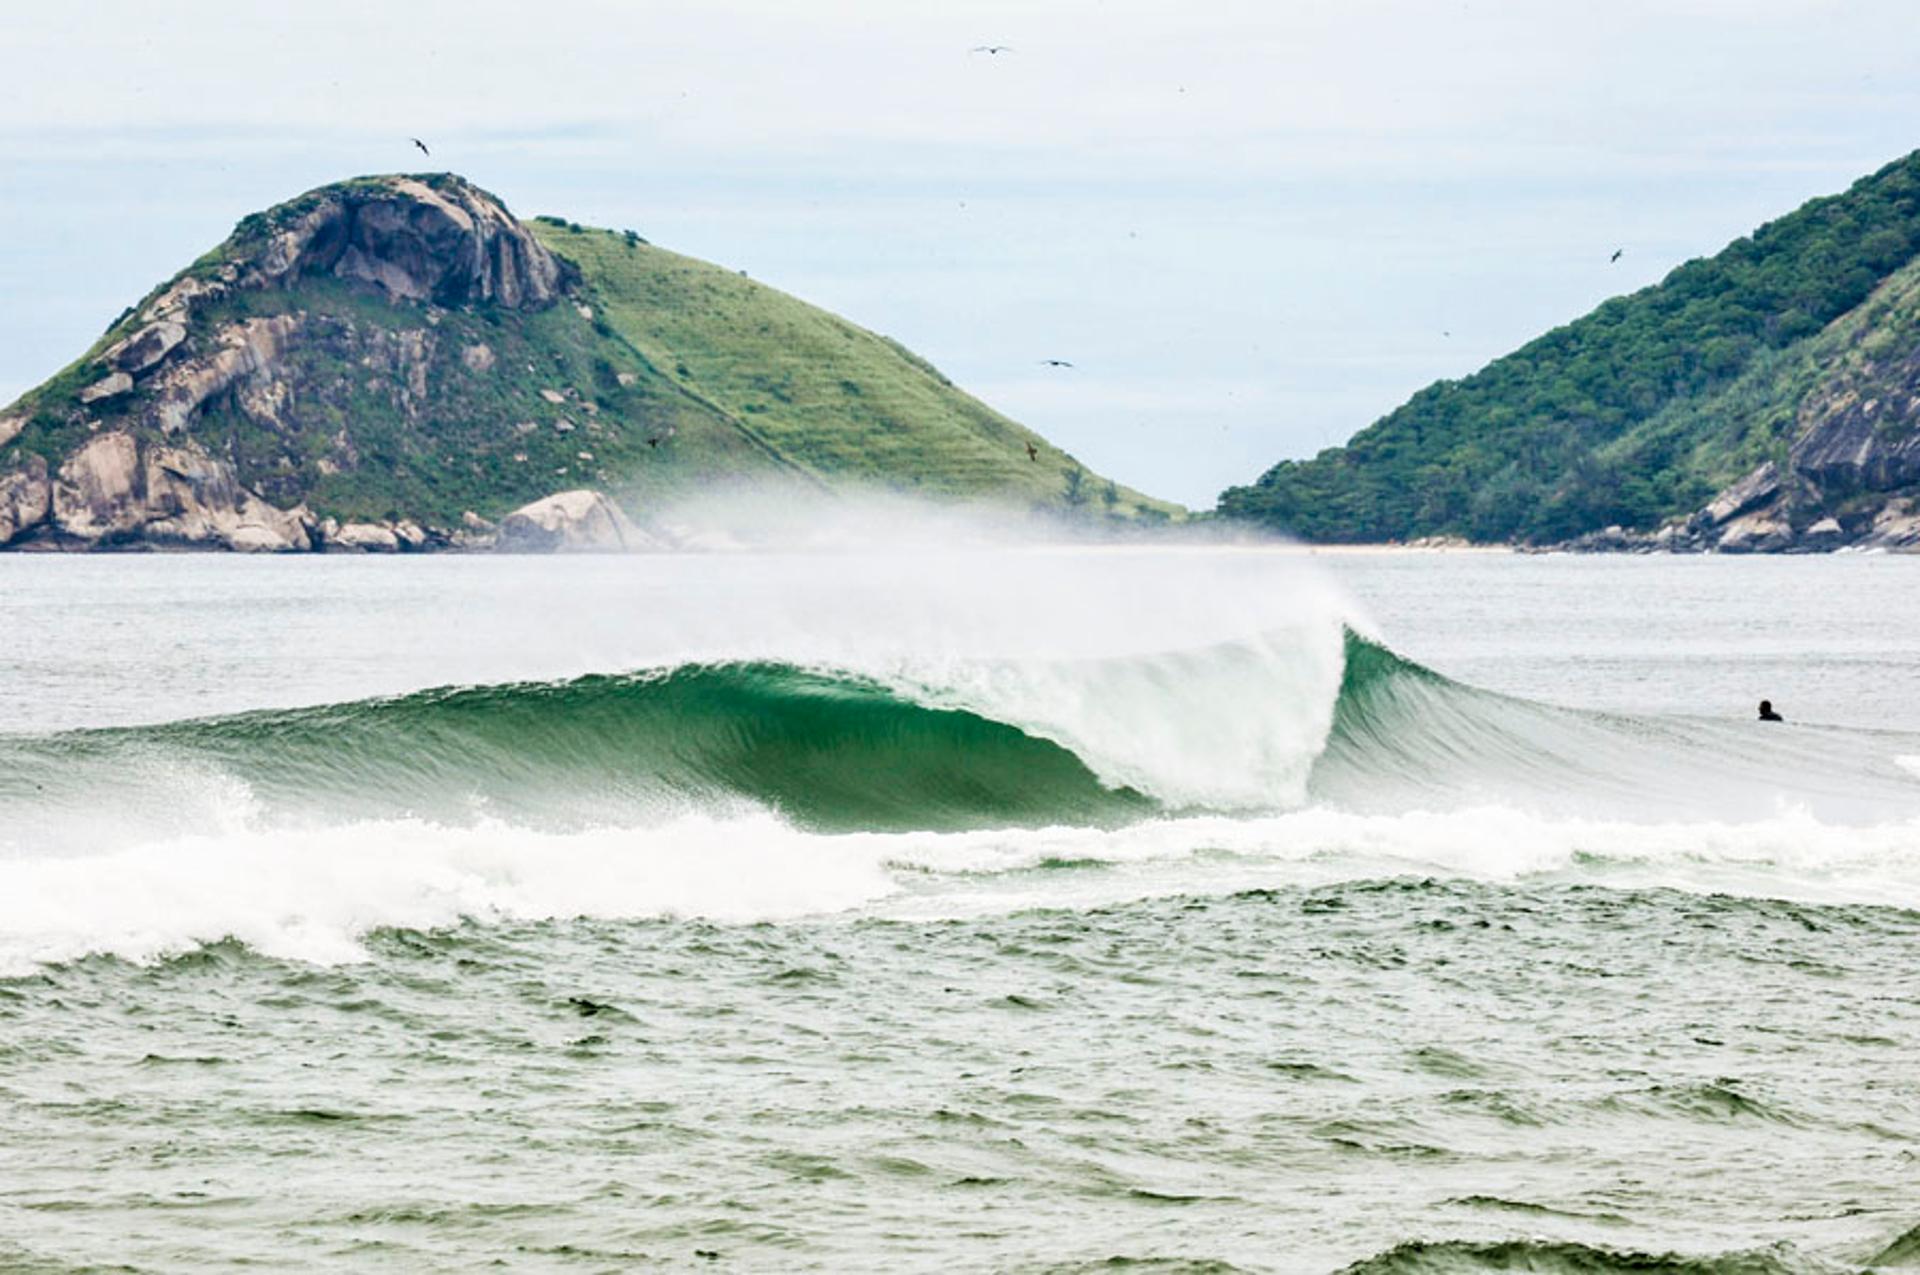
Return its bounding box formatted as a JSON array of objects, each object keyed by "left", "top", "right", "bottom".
[
  {"left": 530, "top": 219, "right": 1173, "bottom": 518},
  {"left": 1219, "top": 150, "right": 1920, "bottom": 542}
]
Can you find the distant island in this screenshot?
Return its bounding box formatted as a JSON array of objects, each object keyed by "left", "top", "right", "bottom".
[
  {"left": 1219, "top": 150, "right": 1920, "bottom": 553},
  {"left": 0, "top": 174, "right": 1176, "bottom": 552}
]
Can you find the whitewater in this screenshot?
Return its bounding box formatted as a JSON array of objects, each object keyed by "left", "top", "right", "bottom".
[{"left": 3, "top": 533, "right": 1920, "bottom": 1273}]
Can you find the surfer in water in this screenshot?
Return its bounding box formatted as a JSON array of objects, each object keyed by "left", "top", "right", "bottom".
[{"left": 1758, "top": 699, "right": 1784, "bottom": 722}]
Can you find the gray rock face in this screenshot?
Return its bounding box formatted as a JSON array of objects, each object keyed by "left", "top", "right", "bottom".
[
  {"left": 0, "top": 457, "right": 50, "bottom": 545},
  {"left": 1788, "top": 378, "right": 1920, "bottom": 496},
  {"left": 1801, "top": 515, "right": 1846, "bottom": 549},
  {"left": 141, "top": 446, "right": 311, "bottom": 552},
  {"left": 1715, "top": 511, "right": 1797, "bottom": 554},
  {"left": 54, "top": 432, "right": 145, "bottom": 541},
  {"left": 103, "top": 320, "right": 188, "bottom": 374},
  {"left": 1702, "top": 463, "right": 1781, "bottom": 526},
  {"left": 0, "top": 431, "right": 310, "bottom": 552},
  {"left": 255, "top": 177, "right": 572, "bottom": 310},
  {"left": 78, "top": 372, "right": 135, "bottom": 405},
  {"left": 1859, "top": 500, "right": 1920, "bottom": 550},
  {"left": 1657, "top": 342, "right": 1920, "bottom": 553},
  {"left": 328, "top": 522, "right": 401, "bottom": 552},
  {"left": 147, "top": 315, "right": 303, "bottom": 434},
  {"left": 0, "top": 174, "right": 589, "bottom": 553}
]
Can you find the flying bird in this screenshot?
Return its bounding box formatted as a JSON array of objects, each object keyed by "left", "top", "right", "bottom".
[
  {"left": 1609, "top": 248, "right": 1623, "bottom": 263},
  {"left": 411, "top": 137, "right": 431, "bottom": 157},
  {"left": 647, "top": 437, "right": 661, "bottom": 449},
  {"left": 971, "top": 45, "right": 1013, "bottom": 55},
  {"left": 1025, "top": 442, "right": 1039, "bottom": 461},
  {"left": 1040, "top": 358, "right": 1074, "bottom": 368}
]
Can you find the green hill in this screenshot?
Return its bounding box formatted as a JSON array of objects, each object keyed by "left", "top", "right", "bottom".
[
  {"left": 1218, "top": 150, "right": 1920, "bottom": 544},
  {"left": 0, "top": 174, "right": 1174, "bottom": 551}
]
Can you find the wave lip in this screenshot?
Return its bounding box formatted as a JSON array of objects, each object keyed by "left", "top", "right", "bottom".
[{"left": 0, "top": 661, "right": 1162, "bottom": 843}]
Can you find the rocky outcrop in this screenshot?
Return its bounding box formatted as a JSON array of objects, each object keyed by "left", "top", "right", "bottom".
[
  {"left": 246, "top": 176, "right": 571, "bottom": 310},
  {"left": 1556, "top": 334, "right": 1920, "bottom": 553},
  {"left": 25, "top": 176, "right": 572, "bottom": 449},
  {"left": 496, "top": 490, "right": 648, "bottom": 552},
  {"left": 102, "top": 320, "right": 187, "bottom": 374},
  {"left": 0, "top": 457, "right": 50, "bottom": 545},
  {"left": 1714, "top": 510, "right": 1797, "bottom": 554},
  {"left": 53, "top": 432, "right": 144, "bottom": 541},
  {"left": 140, "top": 446, "right": 311, "bottom": 551},
  {"left": 327, "top": 522, "right": 401, "bottom": 553},
  {"left": 149, "top": 314, "right": 303, "bottom": 434},
  {"left": 78, "top": 372, "right": 134, "bottom": 405},
  {"left": 0, "top": 431, "right": 310, "bottom": 551},
  {"left": 0, "top": 176, "right": 584, "bottom": 554}
]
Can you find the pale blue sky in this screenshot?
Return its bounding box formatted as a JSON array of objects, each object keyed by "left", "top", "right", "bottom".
[{"left": 3, "top": 1, "right": 1918, "bottom": 505}]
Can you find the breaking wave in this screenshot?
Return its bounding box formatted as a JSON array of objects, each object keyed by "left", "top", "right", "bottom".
[{"left": 4, "top": 617, "right": 1920, "bottom": 970}]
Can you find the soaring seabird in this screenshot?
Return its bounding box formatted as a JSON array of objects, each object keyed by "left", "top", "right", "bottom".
[
  {"left": 1609, "top": 248, "right": 1623, "bottom": 263},
  {"left": 971, "top": 45, "right": 1013, "bottom": 55},
  {"left": 1039, "top": 358, "right": 1074, "bottom": 368},
  {"left": 412, "top": 137, "right": 431, "bottom": 157},
  {"left": 1025, "top": 442, "right": 1039, "bottom": 461}
]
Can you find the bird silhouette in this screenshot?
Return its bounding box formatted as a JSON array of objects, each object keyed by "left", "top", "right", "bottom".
[
  {"left": 411, "top": 137, "right": 431, "bottom": 157},
  {"left": 1609, "top": 248, "right": 1623, "bottom": 263},
  {"left": 1040, "top": 358, "right": 1074, "bottom": 368},
  {"left": 971, "top": 45, "right": 1013, "bottom": 54},
  {"left": 1025, "top": 442, "right": 1039, "bottom": 462},
  {"left": 647, "top": 437, "right": 661, "bottom": 448}
]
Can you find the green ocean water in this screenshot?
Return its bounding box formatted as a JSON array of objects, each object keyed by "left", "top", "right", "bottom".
[{"left": 2, "top": 547, "right": 1919, "bottom": 1272}]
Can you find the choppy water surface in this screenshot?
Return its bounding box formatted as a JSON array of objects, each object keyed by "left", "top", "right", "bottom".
[{"left": 2, "top": 545, "right": 1918, "bottom": 1273}]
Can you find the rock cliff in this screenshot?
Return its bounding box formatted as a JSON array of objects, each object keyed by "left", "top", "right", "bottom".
[
  {"left": 0, "top": 175, "right": 583, "bottom": 550},
  {"left": 1561, "top": 261, "right": 1920, "bottom": 554}
]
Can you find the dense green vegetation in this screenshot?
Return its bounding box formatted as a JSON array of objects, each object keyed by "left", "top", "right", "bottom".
[{"left": 1219, "top": 150, "right": 1920, "bottom": 542}]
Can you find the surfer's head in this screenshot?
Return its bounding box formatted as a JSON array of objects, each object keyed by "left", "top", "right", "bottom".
[{"left": 1758, "top": 699, "right": 1780, "bottom": 721}]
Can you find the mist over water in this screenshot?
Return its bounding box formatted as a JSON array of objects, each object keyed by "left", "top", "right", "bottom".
[{"left": 5, "top": 522, "right": 1920, "bottom": 1272}]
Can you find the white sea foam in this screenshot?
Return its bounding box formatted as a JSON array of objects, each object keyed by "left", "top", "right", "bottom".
[
  {"left": 6, "top": 514, "right": 1919, "bottom": 973},
  {"left": 6, "top": 804, "right": 1920, "bottom": 973}
]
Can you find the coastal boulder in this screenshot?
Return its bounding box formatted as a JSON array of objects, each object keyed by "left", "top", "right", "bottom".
[
  {"left": 0, "top": 457, "right": 51, "bottom": 546},
  {"left": 140, "top": 447, "right": 311, "bottom": 552},
  {"left": 1799, "top": 516, "right": 1846, "bottom": 551},
  {"left": 496, "top": 490, "right": 645, "bottom": 552},
  {"left": 78, "top": 372, "right": 134, "bottom": 405},
  {"left": 328, "top": 522, "right": 402, "bottom": 552},
  {"left": 1714, "top": 510, "right": 1796, "bottom": 554},
  {"left": 1702, "top": 463, "right": 1782, "bottom": 528},
  {"left": 53, "top": 431, "right": 144, "bottom": 542},
  {"left": 1858, "top": 500, "right": 1920, "bottom": 550}
]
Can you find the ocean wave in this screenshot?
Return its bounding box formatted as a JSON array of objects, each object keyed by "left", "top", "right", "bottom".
[
  {"left": 7, "top": 801, "right": 1920, "bottom": 972},
  {"left": 8, "top": 626, "right": 1911, "bottom": 846},
  {"left": 5, "top": 623, "right": 1920, "bottom": 969}
]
